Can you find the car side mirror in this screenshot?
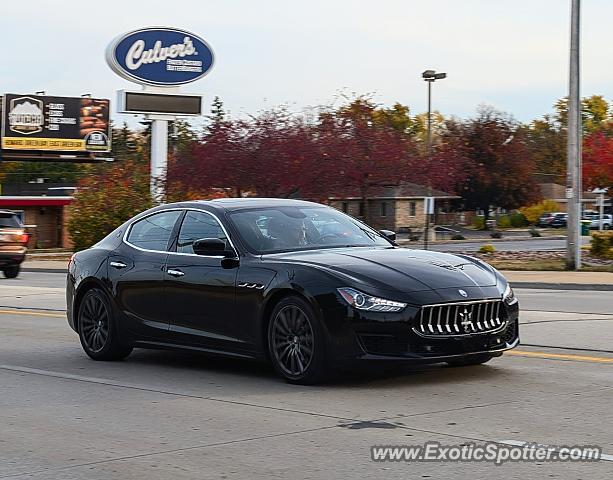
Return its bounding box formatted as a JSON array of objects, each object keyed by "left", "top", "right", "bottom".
[
  {"left": 193, "top": 238, "right": 233, "bottom": 257},
  {"left": 379, "top": 229, "right": 396, "bottom": 241}
]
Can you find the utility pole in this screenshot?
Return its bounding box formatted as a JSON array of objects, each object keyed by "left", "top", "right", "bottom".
[{"left": 566, "top": 0, "right": 582, "bottom": 270}]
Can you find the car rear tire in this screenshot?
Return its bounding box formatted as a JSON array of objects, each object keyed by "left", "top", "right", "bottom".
[
  {"left": 267, "top": 295, "right": 328, "bottom": 385},
  {"left": 3, "top": 266, "right": 20, "bottom": 279},
  {"left": 446, "top": 353, "right": 494, "bottom": 367},
  {"left": 78, "top": 288, "right": 133, "bottom": 361}
]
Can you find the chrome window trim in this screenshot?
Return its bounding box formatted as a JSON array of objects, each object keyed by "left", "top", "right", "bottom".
[{"left": 122, "top": 207, "right": 238, "bottom": 259}]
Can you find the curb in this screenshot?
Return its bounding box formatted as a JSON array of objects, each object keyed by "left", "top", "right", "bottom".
[
  {"left": 396, "top": 235, "right": 568, "bottom": 246},
  {"left": 510, "top": 282, "right": 613, "bottom": 291},
  {"left": 22, "top": 268, "right": 67, "bottom": 274}
]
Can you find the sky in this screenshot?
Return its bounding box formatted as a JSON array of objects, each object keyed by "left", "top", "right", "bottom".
[{"left": 1, "top": 0, "right": 612, "bottom": 126}]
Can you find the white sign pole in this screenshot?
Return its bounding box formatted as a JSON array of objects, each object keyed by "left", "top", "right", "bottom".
[
  {"left": 150, "top": 116, "right": 168, "bottom": 203},
  {"left": 143, "top": 86, "right": 179, "bottom": 204}
]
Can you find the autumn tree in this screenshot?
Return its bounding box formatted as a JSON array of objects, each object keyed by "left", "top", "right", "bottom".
[
  {"left": 68, "top": 160, "right": 151, "bottom": 250},
  {"left": 449, "top": 107, "right": 540, "bottom": 224},
  {"left": 317, "top": 97, "right": 417, "bottom": 219},
  {"left": 583, "top": 131, "right": 613, "bottom": 190}
]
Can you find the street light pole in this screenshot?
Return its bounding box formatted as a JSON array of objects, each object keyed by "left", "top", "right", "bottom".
[
  {"left": 422, "top": 70, "right": 446, "bottom": 250},
  {"left": 566, "top": 0, "right": 582, "bottom": 270}
]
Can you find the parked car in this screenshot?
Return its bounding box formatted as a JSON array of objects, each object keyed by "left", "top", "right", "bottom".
[
  {"left": 586, "top": 214, "right": 612, "bottom": 230},
  {"left": 66, "top": 199, "right": 519, "bottom": 384},
  {"left": 0, "top": 210, "right": 29, "bottom": 278},
  {"left": 549, "top": 212, "right": 568, "bottom": 228},
  {"left": 537, "top": 212, "right": 557, "bottom": 227}
]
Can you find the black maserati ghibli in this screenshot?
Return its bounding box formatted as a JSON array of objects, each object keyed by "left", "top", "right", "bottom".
[{"left": 67, "top": 198, "right": 519, "bottom": 384}]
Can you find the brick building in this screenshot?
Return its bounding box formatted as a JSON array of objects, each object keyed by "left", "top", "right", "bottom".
[{"left": 329, "top": 182, "right": 459, "bottom": 232}]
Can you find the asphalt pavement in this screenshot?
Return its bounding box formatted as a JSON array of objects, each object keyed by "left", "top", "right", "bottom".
[
  {"left": 428, "top": 236, "right": 592, "bottom": 252},
  {"left": 0, "top": 272, "right": 612, "bottom": 479}
]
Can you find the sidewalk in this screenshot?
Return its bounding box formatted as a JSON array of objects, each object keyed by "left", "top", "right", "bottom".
[
  {"left": 501, "top": 270, "right": 613, "bottom": 291},
  {"left": 19, "top": 260, "right": 613, "bottom": 290}
]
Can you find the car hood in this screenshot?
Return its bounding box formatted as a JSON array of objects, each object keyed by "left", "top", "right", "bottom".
[{"left": 264, "top": 247, "right": 499, "bottom": 293}]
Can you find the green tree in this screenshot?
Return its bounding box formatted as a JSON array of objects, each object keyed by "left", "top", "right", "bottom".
[
  {"left": 554, "top": 94, "right": 611, "bottom": 134},
  {"left": 523, "top": 116, "right": 566, "bottom": 179}
]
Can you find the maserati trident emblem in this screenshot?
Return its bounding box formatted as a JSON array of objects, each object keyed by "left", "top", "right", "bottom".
[
  {"left": 459, "top": 308, "right": 474, "bottom": 333},
  {"left": 458, "top": 289, "right": 468, "bottom": 298}
]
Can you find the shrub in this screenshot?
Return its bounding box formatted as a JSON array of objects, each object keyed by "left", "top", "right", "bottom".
[
  {"left": 68, "top": 160, "right": 152, "bottom": 251},
  {"left": 520, "top": 199, "right": 560, "bottom": 225},
  {"left": 590, "top": 231, "right": 613, "bottom": 259},
  {"left": 490, "top": 231, "right": 503, "bottom": 239},
  {"left": 510, "top": 212, "right": 527, "bottom": 227},
  {"left": 529, "top": 228, "right": 542, "bottom": 237},
  {"left": 479, "top": 244, "right": 496, "bottom": 254},
  {"left": 472, "top": 216, "right": 485, "bottom": 229},
  {"left": 451, "top": 234, "right": 466, "bottom": 240},
  {"left": 497, "top": 216, "right": 512, "bottom": 228}
]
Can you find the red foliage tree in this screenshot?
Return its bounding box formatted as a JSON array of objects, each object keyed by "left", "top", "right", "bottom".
[
  {"left": 443, "top": 108, "right": 540, "bottom": 222},
  {"left": 583, "top": 131, "right": 613, "bottom": 189}
]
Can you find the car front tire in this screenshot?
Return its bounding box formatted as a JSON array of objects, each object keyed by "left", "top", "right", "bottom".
[
  {"left": 3, "top": 266, "right": 20, "bottom": 278},
  {"left": 267, "top": 295, "right": 328, "bottom": 384},
  {"left": 446, "top": 353, "right": 494, "bottom": 367},
  {"left": 77, "top": 288, "right": 133, "bottom": 361}
]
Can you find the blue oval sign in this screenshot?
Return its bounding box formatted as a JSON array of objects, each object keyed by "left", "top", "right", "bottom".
[{"left": 106, "top": 27, "right": 214, "bottom": 86}]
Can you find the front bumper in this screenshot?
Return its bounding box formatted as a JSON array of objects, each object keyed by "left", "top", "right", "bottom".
[
  {"left": 355, "top": 319, "right": 519, "bottom": 362},
  {"left": 320, "top": 291, "right": 520, "bottom": 363}
]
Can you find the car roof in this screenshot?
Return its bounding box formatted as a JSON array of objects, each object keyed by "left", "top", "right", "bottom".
[{"left": 168, "top": 198, "right": 324, "bottom": 212}]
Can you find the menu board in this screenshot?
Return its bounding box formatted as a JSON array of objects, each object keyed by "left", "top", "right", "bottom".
[{"left": 1, "top": 93, "right": 111, "bottom": 152}]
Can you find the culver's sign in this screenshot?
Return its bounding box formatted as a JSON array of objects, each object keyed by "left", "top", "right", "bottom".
[{"left": 106, "top": 27, "right": 214, "bottom": 86}]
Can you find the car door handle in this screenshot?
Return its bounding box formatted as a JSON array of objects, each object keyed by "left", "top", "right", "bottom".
[
  {"left": 167, "top": 268, "right": 185, "bottom": 277},
  {"left": 109, "top": 261, "right": 127, "bottom": 269}
]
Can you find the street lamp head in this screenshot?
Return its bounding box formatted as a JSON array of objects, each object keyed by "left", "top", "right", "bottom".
[{"left": 422, "top": 70, "right": 447, "bottom": 81}]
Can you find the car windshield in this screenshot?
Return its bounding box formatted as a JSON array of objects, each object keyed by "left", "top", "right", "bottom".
[{"left": 229, "top": 206, "right": 392, "bottom": 254}]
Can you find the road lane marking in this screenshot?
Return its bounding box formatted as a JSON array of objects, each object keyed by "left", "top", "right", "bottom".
[
  {"left": 507, "top": 350, "right": 613, "bottom": 364},
  {"left": 0, "top": 309, "right": 65, "bottom": 318}
]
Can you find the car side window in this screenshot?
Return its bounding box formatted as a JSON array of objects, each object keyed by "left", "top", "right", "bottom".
[
  {"left": 177, "top": 211, "right": 227, "bottom": 254},
  {"left": 127, "top": 211, "right": 182, "bottom": 251}
]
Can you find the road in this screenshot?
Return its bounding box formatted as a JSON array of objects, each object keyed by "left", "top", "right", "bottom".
[
  {"left": 0, "top": 272, "right": 612, "bottom": 479},
  {"left": 429, "top": 236, "right": 591, "bottom": 253}
]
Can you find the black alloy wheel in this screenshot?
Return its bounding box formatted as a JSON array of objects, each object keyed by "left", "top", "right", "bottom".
[
  {"left": 78, "top": 288, "right": 133, "bottom": 361},
  {"left": 268, "top": 296, "right": 327, "bottom": 384}
]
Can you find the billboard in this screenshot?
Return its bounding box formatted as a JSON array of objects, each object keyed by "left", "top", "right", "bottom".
[{"left": 1, "top": 94, "right": 111, "bottom": 152}]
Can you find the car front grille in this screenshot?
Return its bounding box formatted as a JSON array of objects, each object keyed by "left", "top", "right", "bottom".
[{"left": 414, "top": 299, "right": 506, "bottom": 337}]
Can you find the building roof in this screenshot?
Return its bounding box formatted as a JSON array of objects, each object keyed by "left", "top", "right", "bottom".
[
  {"left": 329, "top": 182, "right": 458, "bottom": 200},
  {"left": 0, "top": 196, "right": 73, "bottom": 207}
]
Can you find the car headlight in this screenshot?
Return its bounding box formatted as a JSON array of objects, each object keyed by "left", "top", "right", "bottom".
[
  {"left": 337, "top": 287, "right": 406, "bottom": 312},
  {"left": 502, "top": 283, "right": 517, "bottom": 304}
]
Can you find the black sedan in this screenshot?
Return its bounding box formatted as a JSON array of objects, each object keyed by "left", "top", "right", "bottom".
[{"left": 67, "top": 199, "right": 519, "bottom": 384}]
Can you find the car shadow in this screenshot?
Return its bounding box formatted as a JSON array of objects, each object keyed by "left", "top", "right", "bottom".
[{"left": 122, "top": 347, "right": 505, "bottom": 389}]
